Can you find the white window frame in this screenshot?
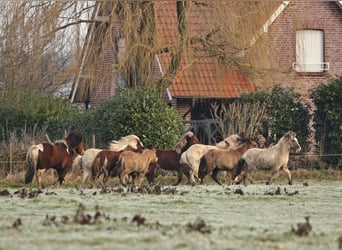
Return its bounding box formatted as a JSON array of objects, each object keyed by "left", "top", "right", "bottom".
[{"left": 293, "top": 30, "right": 329, "bottom": 73}]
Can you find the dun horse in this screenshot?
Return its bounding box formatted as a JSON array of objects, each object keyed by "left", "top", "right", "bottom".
[
  {"left": 81, "top": 135, "right": 143, "bottom": 185},
  {"left": 90, "top": 145, "right": 138, "bottom": 186},
  {"left": 180, "top": 133, "right": 244, "bottom": 185},
  {"left": 198, "top": 137, "right": 258, "bottom": 185},
  {"left": 232, "top": 131, "right": 301, "bottom": 186},
  {"left": 25, "top": 131, "right": 85, "bottom": 188},
  {"left": 147, "top": 131, "right": 200, "bottom": 185},
  {"left": 117, "top": 147, "right": 158, "bottom": 187}
]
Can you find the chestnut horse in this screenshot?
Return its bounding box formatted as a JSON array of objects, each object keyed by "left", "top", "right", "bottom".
[
  {"left": 179, "top": 133, "right": 244, "bottom": 185},
  {"left": 25, "top": 131, "right": 85, "bottom": 188},
  {"left": 232, "top": 131, "right": 301, "bottom": 186},
  {"left": 117, "top": 147, "right": 158, "bottom": 187},
  {"left": 81, "top": 135, "right": 144, "bottom": 185},
  {"left": 91, "top": 145, "right": 138, "bottom": 186},
  {"left": 147, "top": 131, "right": 200, "bottom": 185},
  {"left": 198, "top": 137, "right": 258, "bottom": 185}
]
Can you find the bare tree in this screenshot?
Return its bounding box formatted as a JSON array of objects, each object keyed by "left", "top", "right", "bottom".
[{"left": 0, "top": 1, "right": 94, "bottom": 96}]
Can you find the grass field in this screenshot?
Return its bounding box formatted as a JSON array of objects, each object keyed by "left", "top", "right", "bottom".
[{"left": 0, "top": 174, "right": 341, "bottom": 250}]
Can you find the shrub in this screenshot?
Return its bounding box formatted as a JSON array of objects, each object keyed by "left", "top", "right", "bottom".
[
  {"left": 73, "top": 86, "right": 185, "bottom": 149},
  {"left": 310, "top": 77, "right": 342, "bottom": 168},
  {"left": 0, "top": 91, "right": 77, "bottom": 142},
  {"left": 241, "top": 85, "right": 311, "bottom": 150}
]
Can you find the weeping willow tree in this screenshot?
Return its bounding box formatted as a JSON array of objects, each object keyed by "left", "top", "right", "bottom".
[
  {"left": 112, "top": 0, "right": 276, "bottom": 89},
  {"left": 0, "top": 1, "right": 96, "bottom": 97},
  {"left": 0, "top": 0, "right": 276, "bottom": 99}
]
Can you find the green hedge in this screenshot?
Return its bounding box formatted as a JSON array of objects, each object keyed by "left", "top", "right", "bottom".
[
  {"left": 310, "top": 77, "right": 342, "bottom": 167},
  {"left": 69, "top": 86, "right": 185, "bottom": 149},
  {"left": 240, "top": 85, "right": 311, "bottom": 150}
]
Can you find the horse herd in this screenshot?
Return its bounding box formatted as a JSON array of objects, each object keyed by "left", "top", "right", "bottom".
[{"left": 24, "top": 130, "right": 301, "bottom": 189}]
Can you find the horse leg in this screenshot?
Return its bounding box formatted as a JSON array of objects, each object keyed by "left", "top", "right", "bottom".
[
  {"left": 146, "top": 163, "right": 157, "bottom": 186},
  {"left": 120, "top": 170, "right": 129, "bottom": 186},
  {"left": 36, "top": 169, "right": 45, "bottom": 189},
  {"left": 81, "top": 169, "right": 90, "bottom": 189},
  {"left": 211, "top": 168, "right": 222, "bottom": 186},
  {"left": 175, "top": 169, "right": 183, "bottom": 186},
  {"left": 136, "top": 172, "right": 145, "bottom": 187},
  {"left": 198, "top": 167, "right": 208, "bottom": 184},
  {"left": 55, "top": 168, "right": 68, "bottom": 189},
  {"left": 180, "top": 164, "right": 193, "bottom": 185},
  {"left": 266, "top": 168, "right": 280, "bottom": 185},
  {"left": 282, "top": 165, "right": 292, "bottom": 185}
]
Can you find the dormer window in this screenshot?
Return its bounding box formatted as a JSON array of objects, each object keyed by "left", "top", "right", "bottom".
[{"left": 293, "top": 29, "right": 329, "bottom": 73}]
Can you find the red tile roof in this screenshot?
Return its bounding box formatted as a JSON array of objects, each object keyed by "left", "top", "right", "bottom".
[{"left": 154, "top": 1, "right": 256, "bottom": 99}]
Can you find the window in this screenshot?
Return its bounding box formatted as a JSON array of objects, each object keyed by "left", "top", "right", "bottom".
[{"left": 293, "top": 30, "right": 328, "bottom": 73}]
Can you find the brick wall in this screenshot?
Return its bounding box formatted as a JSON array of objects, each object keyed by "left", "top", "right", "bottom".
[{"left": 255, "top": 1, "right": 342, "bottom": 96}]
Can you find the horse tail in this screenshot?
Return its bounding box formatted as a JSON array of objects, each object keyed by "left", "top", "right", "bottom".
[
  {"left": 232, "top": 157, "right": 246, "bottom": 182},
  {"left": 198, "top": 155, "right": 207, "bottom": 178},
  {"left": 91, "top": 155, "right": 100, "bottom": 180},
  {"left": 25, "top": 148, "right": 37, "bottom": 184}
]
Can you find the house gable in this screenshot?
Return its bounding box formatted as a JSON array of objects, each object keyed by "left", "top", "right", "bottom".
[{"left": 254, "top": 1, "right": 342, "bottom": 95}]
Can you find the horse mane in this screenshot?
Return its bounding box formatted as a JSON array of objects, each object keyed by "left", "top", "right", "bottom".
[
  {"left": 109, "top": 135, "right": 143, "bottom": 151},
  {"left": 276, "top": 131, "right": 296, "bottom": 146},
  {"left": 65, "top": 131, "right": 83, "bottom": 148},
  {"left": 54, "top": 139, "right": 68, "bottom": 148},
  {"left": 173, "top": 131, "right": 195, "bottom": 154},
  {"left": 216, "top": 134, "right": 242, "bottom": 149}
]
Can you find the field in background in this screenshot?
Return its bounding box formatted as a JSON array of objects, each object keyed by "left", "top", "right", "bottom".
[{"left": 0, "top": 182, "right": 341, "bottom": 250}]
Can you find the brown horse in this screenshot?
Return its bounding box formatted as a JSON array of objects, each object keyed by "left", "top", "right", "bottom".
[
  {"left": 91, "top": 145, "right": 138, "bottom": 185},
  {"left": 81, "top": 134, "right": 144, "bottom": 185},
  {"left": 198, "top": 137, "right": 258, "bottom": 185},
  {"left": 25, "top": 131, "right": 85, "bottom": 188},
  {"left": 147, "top": 131, "right": 200, "bottom": 185},
  {"left": 117, "top": 147, "right": 158, "bottom": 187}
]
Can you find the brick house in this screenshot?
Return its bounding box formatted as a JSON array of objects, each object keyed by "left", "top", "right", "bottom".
[
  {"left": 70, "top": 1, "right": 342, "bottom": 139},
  {"left": 251, "top": 1, "right": 342, "bottom": 94},
  {"left": 69, "top": 2, "right": 256, "bottom": 121}
]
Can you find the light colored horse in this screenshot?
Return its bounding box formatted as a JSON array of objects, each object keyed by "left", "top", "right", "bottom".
[
  {"left": 180, "top": 133, "right": 243, "bottom": 185},
  {"left": 81, "top": 135, "right": 144, "bottom": 186},
  {"left": 117, "top": 147, "right": 158, "bottom": 187},
  {"left": 233, "top": 131, "right": 301, "bottom": 186},
  {"left": 198, "top": 137, "right": 258, "bottom": 185}
]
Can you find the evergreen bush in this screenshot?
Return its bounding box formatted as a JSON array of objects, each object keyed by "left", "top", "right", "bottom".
[{"left": 310, "top": 77, "right": 342, "bottom": 168}]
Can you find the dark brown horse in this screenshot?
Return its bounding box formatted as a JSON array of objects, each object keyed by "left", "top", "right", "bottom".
[
  {"left": 25, "top": 131, "right": 85, "bottom": 188},
  {"left": 91, "top": 145, "right": 138, "bottom": 185},
  {"left": 198, "top": 137, "right": 258, "bottom": 185},
  {"left": 146, "top": 131, "right": 200, "bottom": 185}
]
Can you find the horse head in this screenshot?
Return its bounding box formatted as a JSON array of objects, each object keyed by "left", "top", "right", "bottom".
[
  {"left": 65, "top": 131, "right": 85, "bottom": 155},
  {"left": 284, "top": 131, "right": 301, "bottom": 153},
  {"left": 217, "top": 133, "right": 243, "bottom": 149},
  {"left": 174, "top": 131, "right": 200, "bottom": 154}
]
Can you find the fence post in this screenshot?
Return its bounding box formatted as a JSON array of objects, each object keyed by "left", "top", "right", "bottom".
[
  {"left": 9, "top": 142, "right": 13, "bottom": 176},
  {"left": 92, "top": 134, "right": 96, "bottom": 148}
]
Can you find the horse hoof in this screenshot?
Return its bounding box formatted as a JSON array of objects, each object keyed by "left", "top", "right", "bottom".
[
  {"left": 289, "top": 181, "right": 293, "bottom": 185},
  {"left": 266, "top": 182, "right": 270, "bottom": 185}
]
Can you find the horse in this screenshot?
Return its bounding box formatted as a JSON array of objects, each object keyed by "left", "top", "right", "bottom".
[
  {"left": 179, "top": 133, "right": 244, "bottom": 185},
  {"left": 90, "top": 145, "right": 138, "bottom": 186},
  {"left": 80, "top": 135, "right": 144, "bottom": 185},
  {"left": 198, "top": 137, "right": 258, "bottom": 185},
  {"left": 117, "top": 147, "right": 158, "bottom": 187},
  {"left": 146, "top": 131, "right": 200, "bottom": 185},
  {"left": 25, "top": 131, "right": 85, "bottom": 188},
  {"left": 232, "top": 131, "right": 301, "bottom": 186}
]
